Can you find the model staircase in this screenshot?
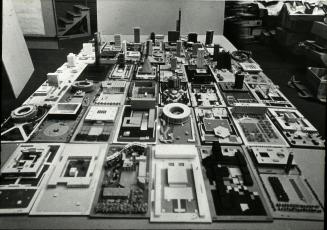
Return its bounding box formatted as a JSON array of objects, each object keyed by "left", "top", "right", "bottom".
[{"left": 57, "top": 5, "right": 91, "bottom": 39}]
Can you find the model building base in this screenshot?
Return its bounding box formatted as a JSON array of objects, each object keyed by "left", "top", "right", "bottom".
[
  {"left": 0, "top": 143, "right": 63, "bottom": 214},
  {"left": 245, "top": 146, "right": 324, "bottom": 221},
  {"left": 135, "top": 66, "right": 157, "bottom": 80},
  {"left": 248, "top": 147, "right": 297, "bottom": 173},
  {"left": 1, "top": 105, "right": 50, "bottom": 143},
  {"left": 248, "top": 84, "right": 295, "bottom": 108},
  {"left": 125, "top": 51, "right": 141, "bottom": 62},
  {"left": 94, "top": 93, "right": 125, "bottom": 106},
  {"left": 93, "top": 80, "right": 128, "bottom": 106},
  {"left": 24, "top": 84, "right": 69, "bottom": 105},
  {"left": 209, "top": 68, "right": 235, "bottom": 83},
  {"left": 23, "top": 62, "right": 87, "bottom": 105},
  {"left": 114, "top": 106, "right": 157, "bottom": 143},
  {"left": 150, "top": 145, "right": 211, "bottom": 223},
  {"left": 239, "top": 62, "right": 262, "bottom": 72},
  {"left": 160, "top": 64, "right": 187, "bottom": 82},
  {"left": 189, "top": 83, "right": 225, "bottom": 107},
  {"left": 157, "top": 105, "right": 196, "bottom": 144},
  {"left": 30, "top": 144, "right": 106, "bottom": 215},
  {"left": 128, "top": 81, "right": 157, "bottom": 109},
  {"left": 244, "top": 73, "right": 272, "bottom": 85},
  {"left": 268, "top": 108, "right": 325, "bottom": 148},
  {"left": 29, "top": 104, "right": 86, "bottom": 143},
  {"left": 260, "top": 174, "right": 324, "bottom": 220},
  {"left": 91, "top": 143, "right": 150, "bottom": 218},
  {"left": 108, "top": 64, "right": 134, "bottom": 80},
  {"left": 219, "top": 82, "right": 260, "bottom": 106},
  {"left": 59, "top": 80, "right": 101, "bottom": 106},
  {"left": 194, "top": 107, "right": 243, "bottom": 145},
  {"left": 150, "top": 49, "right": 166, "bottom": 65},
  {"left": 230, "top": 107, "right": 289, "bottom": 147},
  {"left": 184, "top": 65, "right": 215, "bottom": 84},
  {"left": 200, "top": 144, "right": 272, "bottom": 222},
  {"left": 160, "top": 80, "right": 190, "bottom": 106},
  {"left": 72, "top": 106, "right": 120, "bottom": 143}
]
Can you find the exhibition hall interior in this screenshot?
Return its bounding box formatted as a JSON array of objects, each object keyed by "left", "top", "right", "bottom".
[{"left": 1, "top": 0, "right": 326, "bottom": 229}]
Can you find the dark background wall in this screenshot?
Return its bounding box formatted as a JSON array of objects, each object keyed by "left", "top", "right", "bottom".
[{"left": 54, "top": 0, "right": 97, "bottom": 33}]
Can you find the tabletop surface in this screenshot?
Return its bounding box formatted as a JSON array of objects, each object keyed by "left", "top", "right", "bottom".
[{"left": 0, "top": 35, "right": 324, "bottom": 230}]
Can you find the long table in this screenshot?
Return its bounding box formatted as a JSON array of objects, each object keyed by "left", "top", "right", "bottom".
[{"left": 0, "top": 35, "right": 324, "bottom": 230}]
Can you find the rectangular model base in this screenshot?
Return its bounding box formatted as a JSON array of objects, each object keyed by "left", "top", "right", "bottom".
[
  {"left": 200, "top": 145, "right": 272, "bottom": 222},
  {"left": 90, "top": 144, "right": 151, "bottom": 218},
  {"left": 150, "top": 145, "right": 211, "bottom": 223},
  {"left": 30, "top": 144, "right": 106, "bottom": 215}
]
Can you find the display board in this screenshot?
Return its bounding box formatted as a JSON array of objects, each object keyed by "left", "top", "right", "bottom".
[
  {"left": 97, "top": 0, "right": 225, "bottom": 35},
  {"left": 2, "top": 0, "right": 34, "bottom": 98}
]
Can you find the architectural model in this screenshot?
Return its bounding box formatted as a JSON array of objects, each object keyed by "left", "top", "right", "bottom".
[
  {"left": 268, "top": 108, "right": 325, "bottom": 148},
  {"left": 229, "top": 106, "right": 289, "bottom": 147},
  {"left": 200, "top": 143, "right": 272, "bottom": 221},
  {"left": 245, "top": 146, "right": 324, "bottom": 220},
  {"left": 0, "top": 144, "right": 64, "bottom": 214},
  {"left": 30, "top": 144, "right": 106, "bottom": 215},
  {"left": 92, "top": 143, "right": 150, "bottom": 218},
  {"left": 150, "top": 145, "right": 211, "bottom": 223},
  {"left": 194, "top": 107, "right": 243, "bottom": 145},
  {"left": 157, "top": 103, "right": 197, "bottom": 144}
]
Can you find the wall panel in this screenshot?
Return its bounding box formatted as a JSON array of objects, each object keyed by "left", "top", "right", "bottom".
[
  {"left": 2, "top": 0, "right": 34, "bottom": 98},
  {"left": 97, "top": 0, "right": 225, "bottom": 35}
]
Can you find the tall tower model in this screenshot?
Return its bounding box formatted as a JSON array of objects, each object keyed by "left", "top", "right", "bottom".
[
  {"left": 205, "top": 30, "right": 214, "bottom": 45},
  {"left": 146, "top": 40, "right": 153, "bottom": 56},
  {"left": 197, "top": 48, "right": 205, "bottom": 69},
  {"left": 114, "top": 34, "right": 121, "bottom": 48},
  {"left": 176, "top": 8, "right": 181, "bottom": 33},
  {"left": 140, "top": 39, "right": 152, "bottom": 74},
  {"left": 134, "top": 27, "right": 140, "bottom": 43},
  {"left": 176, "top": 40, "right": 182, "bottom": 57}
]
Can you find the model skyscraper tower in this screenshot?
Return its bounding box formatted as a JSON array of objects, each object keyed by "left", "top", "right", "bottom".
[
  {"left": 134, "top": 27, "right": 140, "bottom": 43},
  {"left": 205, "top": 30, "right": 214, "bottom": 45},
  {"left": 114, "top": 34, "right": 121, "bottom": 48},
  {"left": 140, "top": 39, "right": 152, "bottom": 74},
  {"left": 176, "top": 8, "right": 181, "bottom": 33},
  {"left": 176, "top": 40, "right": 182, "bottom": 57},
  {"left": 197, "top": 48, "right": 205, "bottom": 69},
  {"left": 146, "top": 40, "right": 153, "bottom": 56}
]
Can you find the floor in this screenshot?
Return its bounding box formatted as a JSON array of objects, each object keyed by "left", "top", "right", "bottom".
[{"left": 1, "top": 37, "right": 325, "bottom": 138}]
